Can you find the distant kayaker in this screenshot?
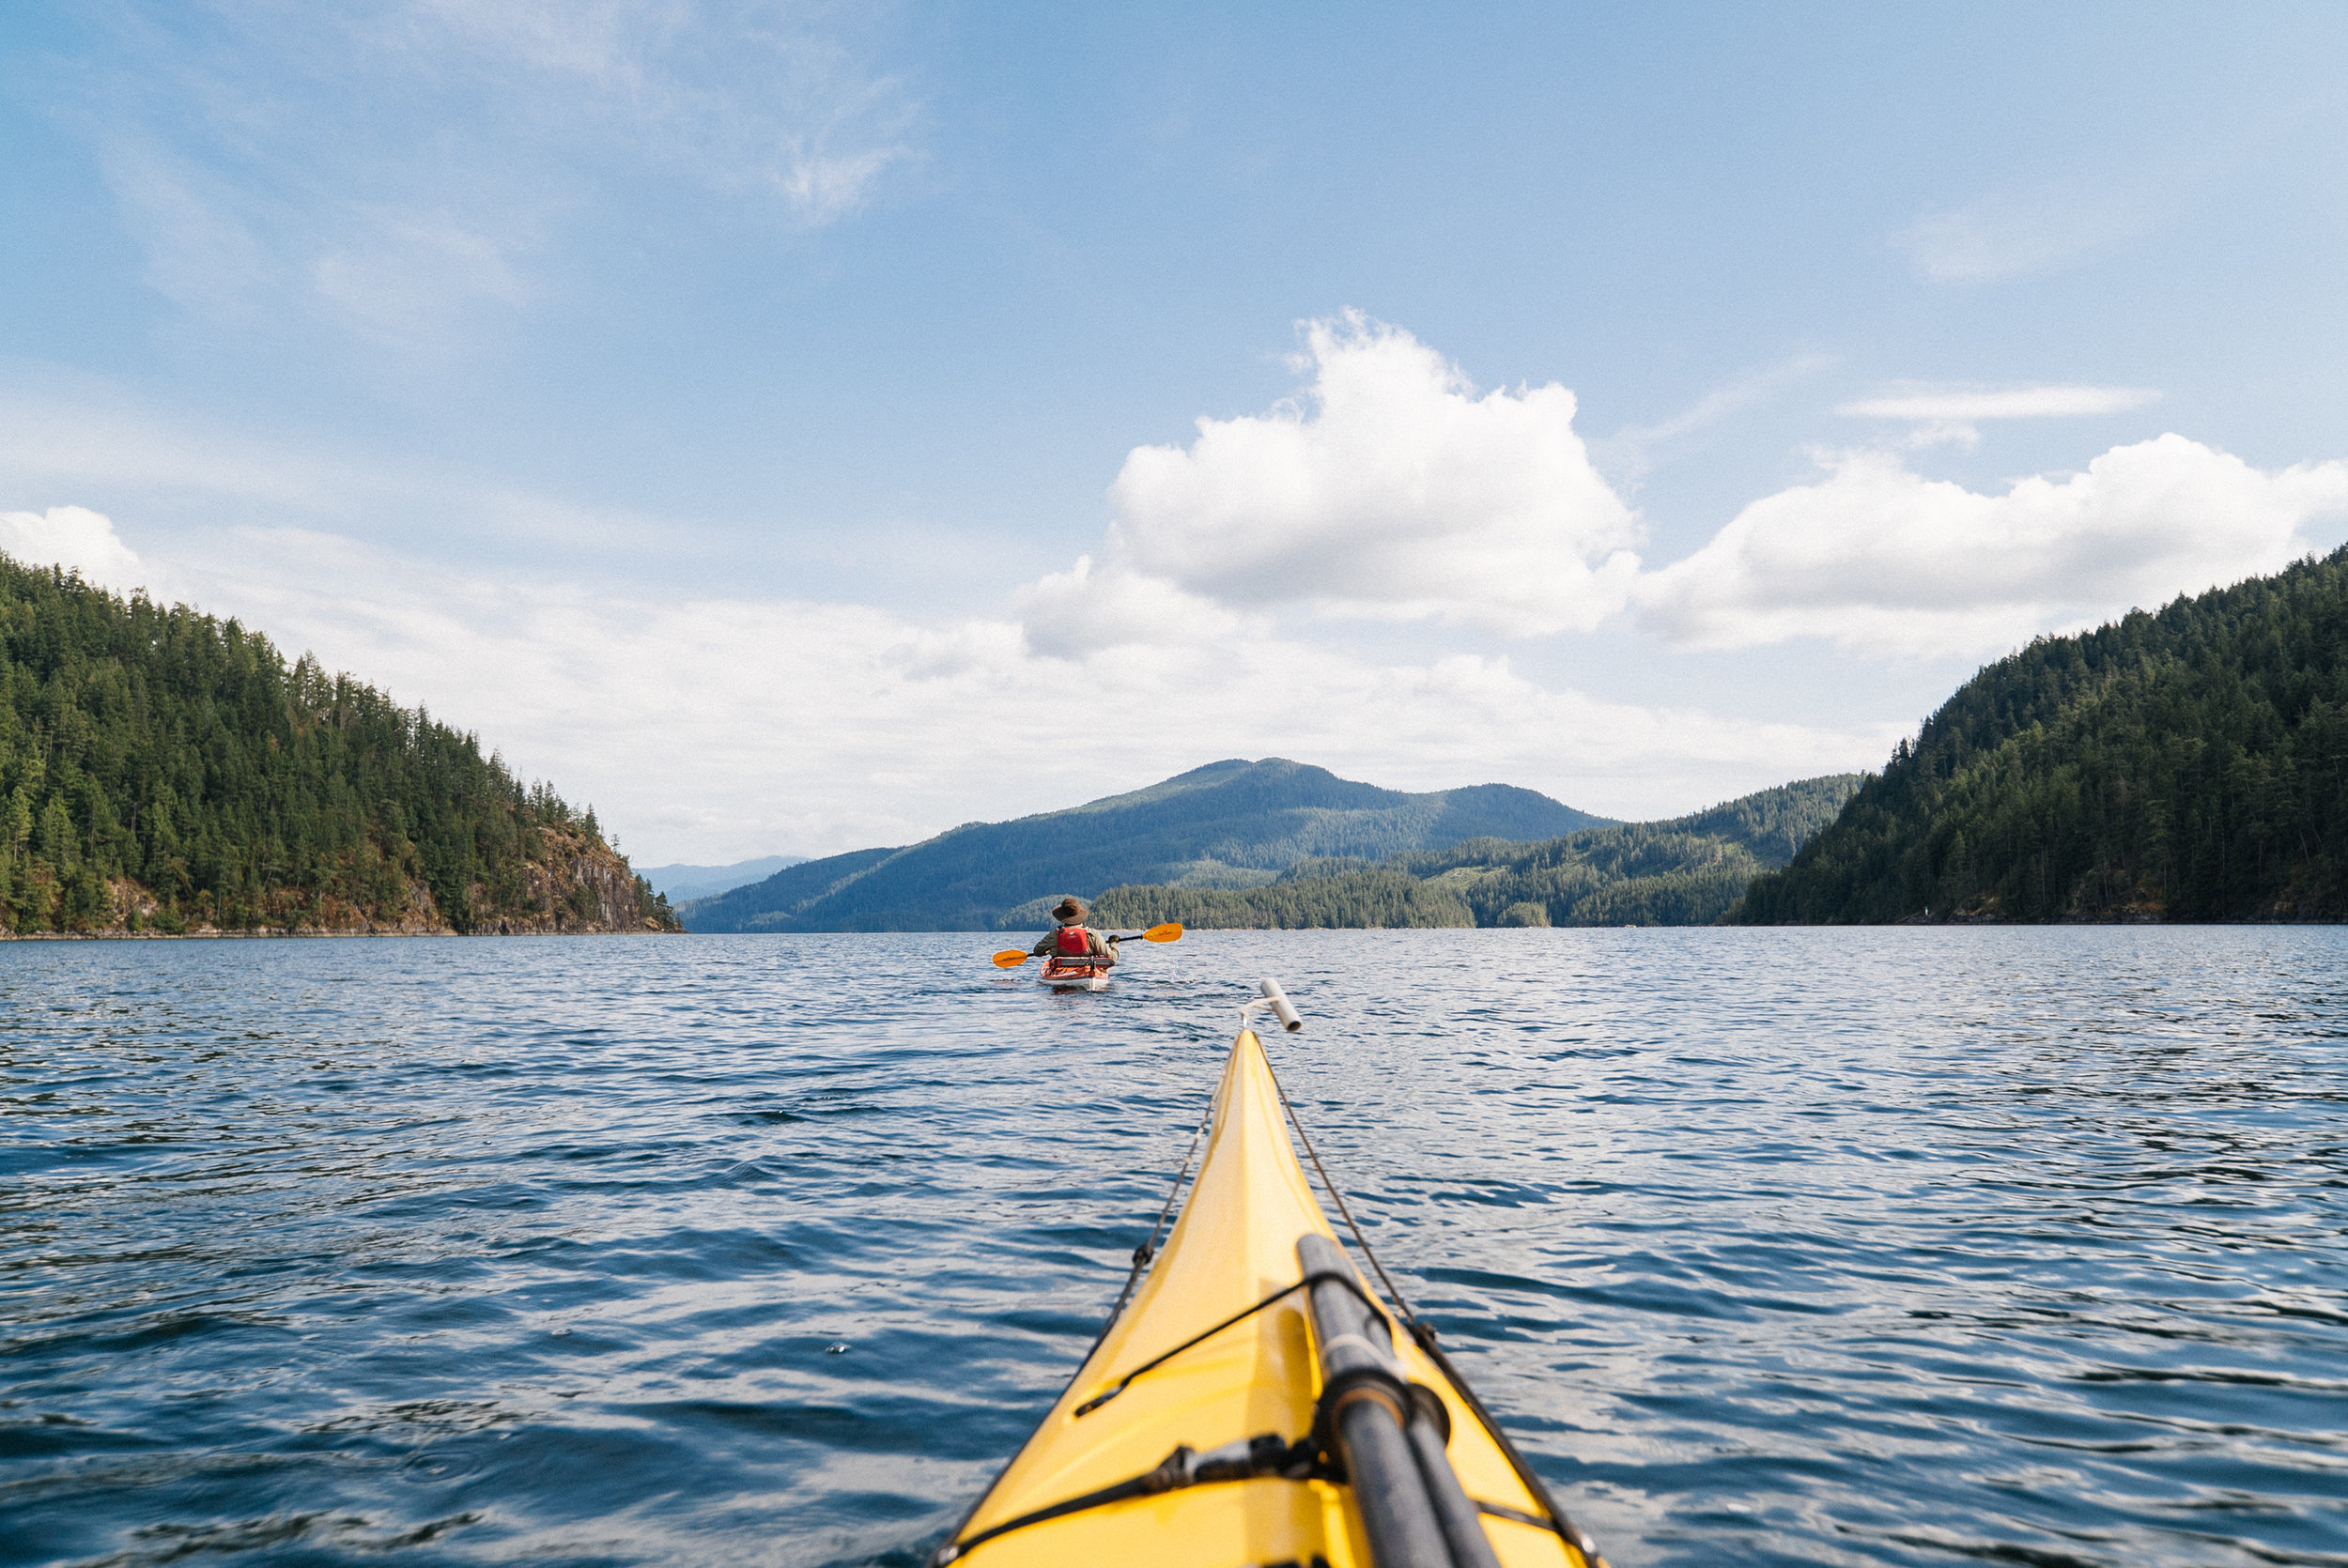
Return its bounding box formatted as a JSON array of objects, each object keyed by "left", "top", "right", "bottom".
[{"left": 1032, "top": 897, "right": 1119, "bottom": 966}]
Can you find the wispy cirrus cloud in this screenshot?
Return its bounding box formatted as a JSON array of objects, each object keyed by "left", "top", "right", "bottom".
[
  {"left": 1591, "top": 353, "right": 1835, "bottom": 484},
  {"left": 77, "top": 1, "right": 921, "bottom": 352},
  {"left": 1839, "top": 382, "right": 2163, "bottom": 449},
  {"left": 1839, "top": 385, "right": 2161, "bottom": 423},
  {"left": 394, "top": 0, "right": 919, "bottom": 221},
  {"left": 0, "top": 381, "right": 684, "bottom": 558},
  {"left": 1896, "top": 183, "right": 2163, "bottom": 284}
]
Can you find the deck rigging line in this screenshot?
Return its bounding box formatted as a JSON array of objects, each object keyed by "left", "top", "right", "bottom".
[
  {"left": 1256, "top": 1033, "right": 1609, "bottom": 1568},
  {"left": 928, "top": 997, "right": 1610, "bottom": 1568}
]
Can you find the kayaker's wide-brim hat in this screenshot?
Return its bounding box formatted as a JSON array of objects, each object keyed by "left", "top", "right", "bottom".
[{"left": 1053, "top": 897, "right": 1086, "bottom": 921}]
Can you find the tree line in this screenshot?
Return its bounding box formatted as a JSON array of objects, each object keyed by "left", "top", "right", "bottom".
[
  {"left": 1735, "top": 548, "right": 2348, "bottom": 923},
  {"left": 1089, "top": 776, "right": 1860, "bottom": 930},
  {"left": 1093, "top": 867, "right": 1475, "bottom": 929},
  {"left": 0, "top": 554, "right": 674, "bottom": 934}
]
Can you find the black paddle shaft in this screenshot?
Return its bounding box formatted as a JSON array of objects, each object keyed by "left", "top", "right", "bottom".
[
  {"left": 1336, "top": 1395, "right": 1451, "bottom": 1568},
  {"left": 1406, "top": 1394, "right": 1504, "bottom": 1568},
  {"left": 1298, "top": 1234, "right": 1459, "bottom": 1568}
]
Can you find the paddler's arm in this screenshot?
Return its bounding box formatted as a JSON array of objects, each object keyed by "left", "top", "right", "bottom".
[{"left": 1031, "top": 933, "right": 1055, "bottom": 956}]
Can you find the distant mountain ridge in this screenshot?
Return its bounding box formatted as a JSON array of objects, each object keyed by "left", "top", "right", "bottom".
[
  {"left": 678, "top": 759, "right": 1611, "bottom": 932},
  {"left": 1094, "top": 774, "right": 1861, "bottom": 930},
  {"left": 635, "top": 854, "right": 806, "bottom": 903}
]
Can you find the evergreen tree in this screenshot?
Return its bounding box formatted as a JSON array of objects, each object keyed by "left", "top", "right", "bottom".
[
  {"left": 1734, "top": 547, "right": 2348, "bottom": 923},
  {"left": 0, "top": 553, "right": 678, "bottom": 935},
  {"left": 1094, "top": 868, "right": 1475, "bottom": 929}
]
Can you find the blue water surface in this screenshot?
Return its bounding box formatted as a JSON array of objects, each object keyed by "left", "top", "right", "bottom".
[{"left": 2, "top": 929, "right": 2342, "bottom": 1567}]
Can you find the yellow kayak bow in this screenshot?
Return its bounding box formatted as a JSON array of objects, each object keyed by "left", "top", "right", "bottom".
[{"left": 935, "top": 986, "right": 1605, "bottom": 1568}]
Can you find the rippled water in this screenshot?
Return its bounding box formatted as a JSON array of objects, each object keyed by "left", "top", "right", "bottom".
[{"left": 3, "top": 930, "right": 2343, "bottom": 1568}]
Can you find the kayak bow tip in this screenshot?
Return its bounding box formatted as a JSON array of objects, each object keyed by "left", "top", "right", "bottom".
[{"left": 1257, "top": 976, "right": 1303, "bottom": 1032}]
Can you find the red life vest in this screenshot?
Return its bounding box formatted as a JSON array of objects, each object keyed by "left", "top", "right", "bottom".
[{"left": 1055, "top": 924, "right": 1092, "bottom": 956}]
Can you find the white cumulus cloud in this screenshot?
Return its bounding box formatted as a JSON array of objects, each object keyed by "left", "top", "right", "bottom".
[
  {"left": 1043, "top": 313, "right": 1642, "bottom": 650},
  {"left": 0, "top": 506, "right": 150, "bottom": 594},
  {"left": 1014, "top": 555, "right": 1257, "bottom": 659},
  {"left": 1636, "top": 435, "right": 2348, "bottom": 657},
  {"left": 21, "top": 510, "right": 1888, "bottom": 863}
]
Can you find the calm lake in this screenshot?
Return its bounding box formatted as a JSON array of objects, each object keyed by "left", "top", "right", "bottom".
[{"left": 3, "top": 929, "right": 2343, "bottom": 1567}]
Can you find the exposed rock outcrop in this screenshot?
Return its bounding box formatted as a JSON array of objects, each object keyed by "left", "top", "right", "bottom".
[
  {"left": 481, "top": 827, "right": 679, "bottom": 935},
  {"left": 14, "top": 825, "right": 679, "bottom": 938}
]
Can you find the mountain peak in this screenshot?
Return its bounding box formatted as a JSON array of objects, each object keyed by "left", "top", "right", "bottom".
[{"left": 682, "top": 760, "right": 1608, "bottom": 931}]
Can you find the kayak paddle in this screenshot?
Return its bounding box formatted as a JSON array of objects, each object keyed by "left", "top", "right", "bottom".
[{"left": 991, "top": 922, "right": 1184, "bottom": 967}]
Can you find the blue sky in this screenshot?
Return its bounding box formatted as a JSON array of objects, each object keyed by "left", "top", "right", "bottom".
[{"left": 5, "top": 3, "right": 2346, "bottom": 860}]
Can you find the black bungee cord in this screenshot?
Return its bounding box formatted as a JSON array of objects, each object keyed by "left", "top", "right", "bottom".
[
  {"left": 1085, "top": 1099, "right": 1211, "bottom": 1358},
  {"left": 1253, "top": 992, "right": 1608, "bottom": 1566},
  {"left": 933, "top": 984, "right": 1607, "bottom": 1568},
  {"left": 1261, "top": 1045, "right": 1427, "bottom": 1337}
]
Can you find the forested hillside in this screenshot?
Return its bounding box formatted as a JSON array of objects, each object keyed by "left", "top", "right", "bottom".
[
  {"left": 0, "top": 555, "right": 677, "bottom": 936},
  {"left": 1095, "top": 865, "right": 1475, "bottom": 930},
  {"left": 679, "top": 759, "right": 1608, "bottom": 931},
  {"left": 1734, "top": 548, "right": 2348, "bottom": 923},
  {"left": 1097, "top": 776, "right": 1860, "bottom": 929}
]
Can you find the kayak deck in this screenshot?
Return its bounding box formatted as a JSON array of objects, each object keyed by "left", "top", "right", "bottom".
[{"left": 942, "top": 1027, "right": 1599, "bottom": 1568}]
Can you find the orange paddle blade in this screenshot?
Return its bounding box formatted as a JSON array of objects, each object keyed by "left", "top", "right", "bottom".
[
  {"left": 1143, "top": 922, "right": 1183, "bottom": 943},
  {"left": 992, "top": 949, "right": 1030, "bottom": 968}
]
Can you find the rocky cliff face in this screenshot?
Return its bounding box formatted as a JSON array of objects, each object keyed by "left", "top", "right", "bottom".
[
  {"left": 24, "top": 825, "right": 680, "bottom": 938},
  {"left": 479, "top": 827, "right": 679, "bottom": 935}
]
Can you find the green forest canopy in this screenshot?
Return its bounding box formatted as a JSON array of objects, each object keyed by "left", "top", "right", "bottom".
[
  {"left": 0, "top": 553, "right": 672, "bottom": 935},
  {"left": 1734, "top": 547, "right": 2348, "bottom": 923},
  {"left": 1094, "top": 865, "right": 1477, "bottom": 930}
]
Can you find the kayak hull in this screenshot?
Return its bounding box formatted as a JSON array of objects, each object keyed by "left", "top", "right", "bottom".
[
  {"left": 1037, "top": 960, "right": 1111, "bottom": 991},
  {"left": 944, "top": 1028, "right": 1595, "bottom": 1568}
]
